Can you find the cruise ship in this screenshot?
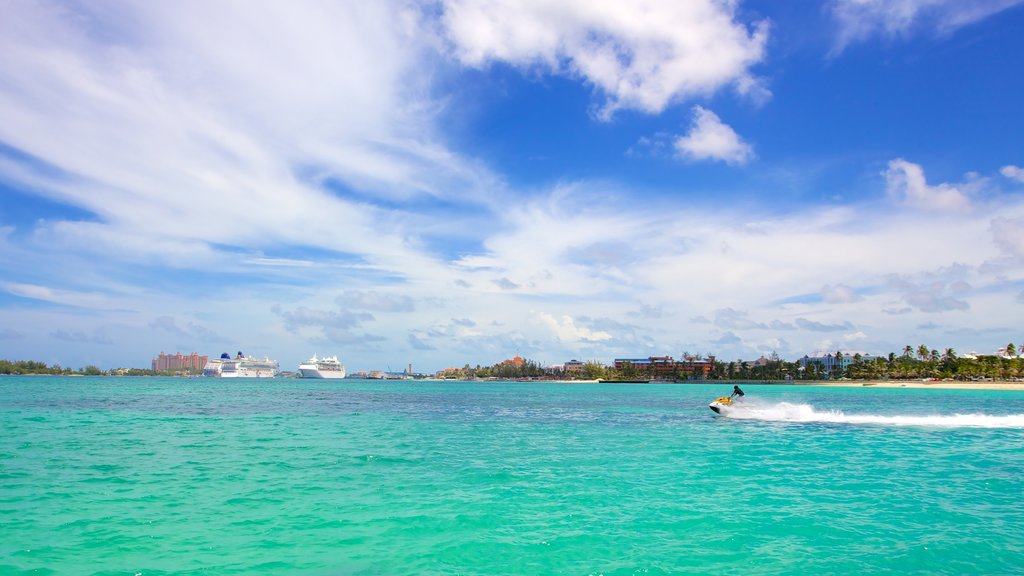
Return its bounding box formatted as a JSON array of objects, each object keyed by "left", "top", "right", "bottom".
[
  {"left": 298, "top": 354, "right": 346, "bottom": 379},
  {"left": 203, "top": 351, "right": 280, "bottom": 378}
]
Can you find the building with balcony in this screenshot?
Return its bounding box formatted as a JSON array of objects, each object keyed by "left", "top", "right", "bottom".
[{"left": 613, "top": 355, "right": 715, "bottom": 379}]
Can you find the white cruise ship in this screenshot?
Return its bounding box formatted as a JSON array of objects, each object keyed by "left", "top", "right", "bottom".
[
  {"left": 203, "top": 351, "right": 279, "bottom": 378},
  {"left": 298, "top": 354, "right": 346, "bottom": 379}
]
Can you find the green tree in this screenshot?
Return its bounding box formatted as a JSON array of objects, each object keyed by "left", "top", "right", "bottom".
[
  {"left": 917, "top": 344, "right": 930, "bottom": 362},
  {"left": 581, "top": 361, "right": 606, "bottom": 380}
]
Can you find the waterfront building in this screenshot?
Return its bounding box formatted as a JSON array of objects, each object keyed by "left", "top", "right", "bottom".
[
  {"left": 613, "top": 355, "right": 715, "bottom": 379},
  {"left": 152, "top": 351, "right": 208, "bottom": 372},
  {"left": 435, "top": 367, "right": 465, "bottom": 379},
  {"left": 563, "top": 359, "right": 585, "bottom": 374},
  {"left": 499, "top": 355, "right": 526, "bottom": 367},
  {"left": 798, "top": 351, "right": 874, "bottom": 377}
]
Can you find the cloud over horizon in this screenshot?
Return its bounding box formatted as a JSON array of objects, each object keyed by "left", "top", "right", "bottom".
[{"left": 0, "top": 1, "right": 1022, "bottom": 371}]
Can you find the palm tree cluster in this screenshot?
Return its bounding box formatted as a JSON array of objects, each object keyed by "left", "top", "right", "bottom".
[{"left": 840, "top": 345, "right": 1022, "bottom": 381}]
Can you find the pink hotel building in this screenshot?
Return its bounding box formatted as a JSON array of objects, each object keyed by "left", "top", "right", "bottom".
[{"left": 151, "top": 351, "right": 208, "bottom": 372}]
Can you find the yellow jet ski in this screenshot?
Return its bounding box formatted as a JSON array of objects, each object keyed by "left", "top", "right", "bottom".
[{"left": 708, "top": 396, "right": 734, "bottom": 414}]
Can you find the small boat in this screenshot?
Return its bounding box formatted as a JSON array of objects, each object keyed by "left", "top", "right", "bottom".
[{"left": 708, "top": 396, "right": 735, "bottom": 414}]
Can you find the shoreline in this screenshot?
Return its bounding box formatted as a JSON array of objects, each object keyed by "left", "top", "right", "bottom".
[{"left": 781, "top": 380, "right": 1024, "bottom": 391}]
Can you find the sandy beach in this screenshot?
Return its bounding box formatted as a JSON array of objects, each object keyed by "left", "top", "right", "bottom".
[{"left": 802, "top": 380, "right": 1024, "bottom": 391}]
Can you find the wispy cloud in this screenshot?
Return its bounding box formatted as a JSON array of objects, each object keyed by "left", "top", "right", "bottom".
[
  {"left": 337, "top": 290, "right": 417, "bottom": 313},
  {"left": 273, "top": 305, "right": 375, "bottom": 332},
  {"left": 1, "top": 281, "right": 111, "bottom": 309},
  {"left": 149, "top": 316, "right": 228, "bottom": 343},
  {"left": 0, "top": 0, "right": 494, "bottom": 279},
  {"left": 829, "top": 0, "right": 1024, "bottom": 52},
  {"left": 51, "top": 329, "right": 113, "bottom": 345}
]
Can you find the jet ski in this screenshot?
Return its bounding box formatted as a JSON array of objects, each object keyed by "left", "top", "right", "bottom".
[{"left": 708, "top": 396, "right": 735, "bottom": 414}]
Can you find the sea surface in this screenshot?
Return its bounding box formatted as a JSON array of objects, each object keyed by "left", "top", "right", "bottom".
[{"left": 2, "top": 377, "right": 1023, "bottom": 575}]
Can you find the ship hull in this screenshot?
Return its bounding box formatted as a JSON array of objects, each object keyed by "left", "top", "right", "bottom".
[
  {"left": 298, "top": 355, "right": 346, "bottom": 379},
  {"left": 298, "top": 366, "right": 346, "bottom": 379}
]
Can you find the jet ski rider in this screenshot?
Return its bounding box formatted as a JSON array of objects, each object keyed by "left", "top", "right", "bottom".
[{"left": 729, "top": 385, "right": 745, "bottom": 400}]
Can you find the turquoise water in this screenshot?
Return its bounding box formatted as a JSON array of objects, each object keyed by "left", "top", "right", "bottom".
[{"left": 2, "top": 377, "right": 1023, "bottom": 575}]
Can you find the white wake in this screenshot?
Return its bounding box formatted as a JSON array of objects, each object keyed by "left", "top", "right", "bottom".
[{"left": 720, "top": 401, "right": 1024, "bottom": 428}]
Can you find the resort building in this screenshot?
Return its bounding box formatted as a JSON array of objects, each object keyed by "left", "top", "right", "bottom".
[
  {"left": 613, "top": 355, "right": 715, "bottom": 379},
  {"left": 498, "top": 355, "right": 526, "bottom": 368},
  {"left": 798, "top": 351, "right": 874, "bottom": 377},
  {"left": 151, "top": 351, "right": 208, "bottom": 372}
]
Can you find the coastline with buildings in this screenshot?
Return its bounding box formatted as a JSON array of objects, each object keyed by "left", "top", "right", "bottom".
[{"left": 3, "top": 344, "right": 1023, "bottom": 390}]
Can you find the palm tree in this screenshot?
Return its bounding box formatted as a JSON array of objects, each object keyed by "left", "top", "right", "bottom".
[
  {"left": 917, "top": 344, "right": 930, "bottom": 362},
  {"left": 1007, "top": 343, "right": 1018, "bottom": 357},
  {"left": 903, "top": 345, "right": 913, "bottom": 359}
]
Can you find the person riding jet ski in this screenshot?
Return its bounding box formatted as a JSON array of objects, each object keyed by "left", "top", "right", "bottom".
[{"left": 709, "top": 385, "right": 745, "bottom": 414}]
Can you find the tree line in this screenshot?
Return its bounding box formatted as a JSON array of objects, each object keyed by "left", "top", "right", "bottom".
[
  {"left": 0, "top": 359, "right": 184, "bottom": 377},
  {"left": 441, "top": 344, "right": 1023, "bottom": 382}
]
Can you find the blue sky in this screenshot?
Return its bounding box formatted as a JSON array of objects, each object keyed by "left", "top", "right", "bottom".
[{"left": 2, "top": 0, "right": 1023, "bottom": 372}]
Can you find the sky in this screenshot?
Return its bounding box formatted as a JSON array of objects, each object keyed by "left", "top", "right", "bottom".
[{"left": 1, "top": 0, "right": 1023, "bottom": 373}]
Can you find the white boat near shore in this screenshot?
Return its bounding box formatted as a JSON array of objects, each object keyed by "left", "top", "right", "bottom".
[
  {"left": 298, "top": 354, "right": 346, "bottom": 379},
  {"left": 203, "top": 352, "right": 279, "bottom": 378}
]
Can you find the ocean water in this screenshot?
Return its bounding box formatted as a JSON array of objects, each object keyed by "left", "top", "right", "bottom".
[{"left": 2, "top": 377, "right": 1023, "bottom": 575}]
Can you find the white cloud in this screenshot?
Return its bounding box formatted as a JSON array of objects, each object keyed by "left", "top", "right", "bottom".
[
  {"left": 51, "top": 329, "right": 114, "bottom": 346},
  {"left": 149, "top": 316, "right": 228, "bottom": 343},
  {"left": 538, "top": 313, "right": 612, "bottom": 343},
  {"left": 0, "top": 0, "right": 497, "bottom": 281},
  {"left": 337, "top": 291, "right": 417, "bottom": 313},
  {"left": 990, "top": 217, "right": 1024, "bottom": 259},
  {"left": 843, "top": 331, "right": 868, "bottom": 343},
  {"left": 674, "top": 106, "right": 754, "bottom": 165},
  {"left": 0, "top": 281, "right": 111, "bottom": 309},
  {"left": 887, "top": 265, "right": 973, "bottom": 313},
  {"left": 829, "top": 0, "right": 1024, "bottom": 52},
  {"left": 821, "top": 284, "right": 863, "bottom": 304},
  {"left": 440, "top": 0, "right": 769, "bottom": 118},
  {"left": 1001, "top": 165, "right": 1024, "bottom": 183},
  {"left": 884, "top": 159, "right": 971, "bottom": 213}
]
